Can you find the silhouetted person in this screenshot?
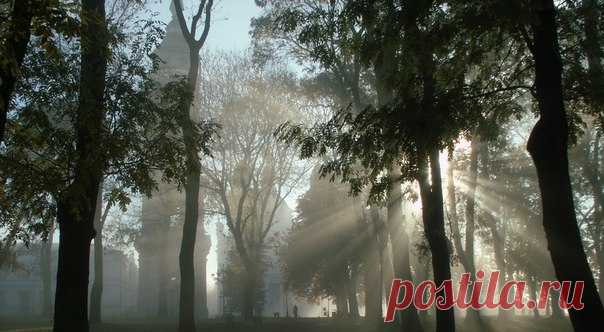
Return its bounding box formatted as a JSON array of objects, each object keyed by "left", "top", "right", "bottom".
[{"left": 293, "top": 305, "right": 298, "bottom": 319}]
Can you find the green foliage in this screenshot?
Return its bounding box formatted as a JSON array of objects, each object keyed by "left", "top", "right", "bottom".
[
  {"left": 0, "top": 0, "right": 80, "bottom": 76},
  {"left": 261, "top": 1, "right": 528, "bottom": 205},
  {"left": 0, "top": 16, "right": 218, "bottom": 250}
]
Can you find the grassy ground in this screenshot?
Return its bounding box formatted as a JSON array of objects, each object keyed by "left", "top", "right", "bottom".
[{"left": 0, "top": 316, "right": 574, "bottom": 332}]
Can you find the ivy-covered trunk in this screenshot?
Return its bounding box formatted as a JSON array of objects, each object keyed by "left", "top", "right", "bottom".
[{"left": 526, "top": 1, "right": 604, "bottom": 329}]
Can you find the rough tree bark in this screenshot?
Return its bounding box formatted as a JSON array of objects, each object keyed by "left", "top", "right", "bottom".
[
  {"left": 0, "top": 0, "right": 33, "bottom": 143},
  {"left": 52, "top": 1, "right": 107, "bottom": 331},
  {"left": 525, "top": 1, "right": 604, "bottom": 329}
]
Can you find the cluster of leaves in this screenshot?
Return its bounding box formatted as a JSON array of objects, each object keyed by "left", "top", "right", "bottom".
[
  {"left": 259, "top": 0, "right": 529, "bottom": 205},
  {"left": 0, "top": 15, "right": 218, "bottom": 252},
  {"left": 0, "top": 0, "right": 80, "bottom": 77}
]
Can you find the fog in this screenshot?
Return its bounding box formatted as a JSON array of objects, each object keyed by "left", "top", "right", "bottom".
[{"left": 0, "top": 1, "right": 602, "bottom": 332}]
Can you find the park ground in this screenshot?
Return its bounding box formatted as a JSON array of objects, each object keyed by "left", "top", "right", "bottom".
[{"left": 0, "top": 316, "right": 574, "bottom": 332}]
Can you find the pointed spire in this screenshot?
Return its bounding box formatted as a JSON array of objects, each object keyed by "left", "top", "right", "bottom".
[{"left": 170, "top": 0, "right": 177, "bottom": 20}]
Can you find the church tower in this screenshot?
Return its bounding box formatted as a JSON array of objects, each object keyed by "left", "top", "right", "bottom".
[{"left": 135, "top": 2, "right": 211, "bottom": 320}]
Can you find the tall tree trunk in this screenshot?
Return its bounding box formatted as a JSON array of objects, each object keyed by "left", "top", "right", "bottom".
[
  {"left": 335, "top": 275, "right": 349, "bottom": 318},
  {"left": 382, "top": 241, "right": 395, "bottom": 303},
  {"left": 581, "top": 0, "right": 604, "bottom": 299},
  {"left": 40, "top": 220, "right": 55, "bottom": 318},
  {"left": 195, "top": 204, "right": 209, "bottom": 319},
  {"left": 485, "top": 211, "right": 507, "bottom": 320},
  {"left": 417, "top": 149, "right": 454, "bottom": 332},
  {"left": 415, "top": 258, "right": 429, "bottom": 321},
  {"left": 550, "top": 288, "right": 563, "bottom": 319},
  {"left": 479, "top": 141, "right": 511, "bottom": 320},
  {"left": 52, "top": 1, "right": 107, "bottom": 331},
  {"left": 89, "top": 187, "right": 104, "bottom": 324},
  {"left": 242, "top": 261, "right": 258, "bottom": 320},
  {"left": 364, "top": 208, "right": 383, "bottom": 324},
  {"left": 526, "top": 1, "right": 604, "bottom": 330},
  {"left": 0, "top": 0, "right": 33, "bottom": 143},
  {"left": 158, "top": 220, "right": 170, "bottom": 316},
  {"left": 388, "top": 167, "right": 423, "bottom": 332},
  {"left": 229, "top": 228, "right": 258, "bottom": 322},
  {"left": 348, "top": 263, "right": 360, "bottom": 318},
  {"left": 578, "top": 132, "right": 604, "bottom": 301},
  {"left": 90, "top": 184, "right": 113, "bottom": 323},
  {"left": 599, "top": 231, "right": 604, "bottom": 302},
  {"left": 178, "top": 115, "right": 202, "bottom": 332},
  {"left": 172, "top": 0, "right": 214, "bottom": 328},
  {"left": 529, "top": 277, "right": 540, "bottom": 318},
  {"left": 464, "top": 138, "right": 478, "bottom": 275},
  {"left": 448, "top": 139, "right": 487, "bottom": 330}
]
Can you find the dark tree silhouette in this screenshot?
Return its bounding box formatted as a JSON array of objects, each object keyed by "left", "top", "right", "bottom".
[
  {"left": 525, "top": 0, "right": 604, "bottom": 330},
  {"left": 172, "top": 0, "right": 214, "bottom": 330},
  {"left": 53, "top": 0, "right": 108, "bottom": 330}
]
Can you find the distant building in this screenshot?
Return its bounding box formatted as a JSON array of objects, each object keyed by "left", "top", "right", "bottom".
[{"left": 0, "top": 244, "right": 137, "bottom": 318}]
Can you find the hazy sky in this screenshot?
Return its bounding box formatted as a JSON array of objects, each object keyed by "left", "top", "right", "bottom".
[{"left": 147, "top": 0, "right": 262, "bottom": 52}]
